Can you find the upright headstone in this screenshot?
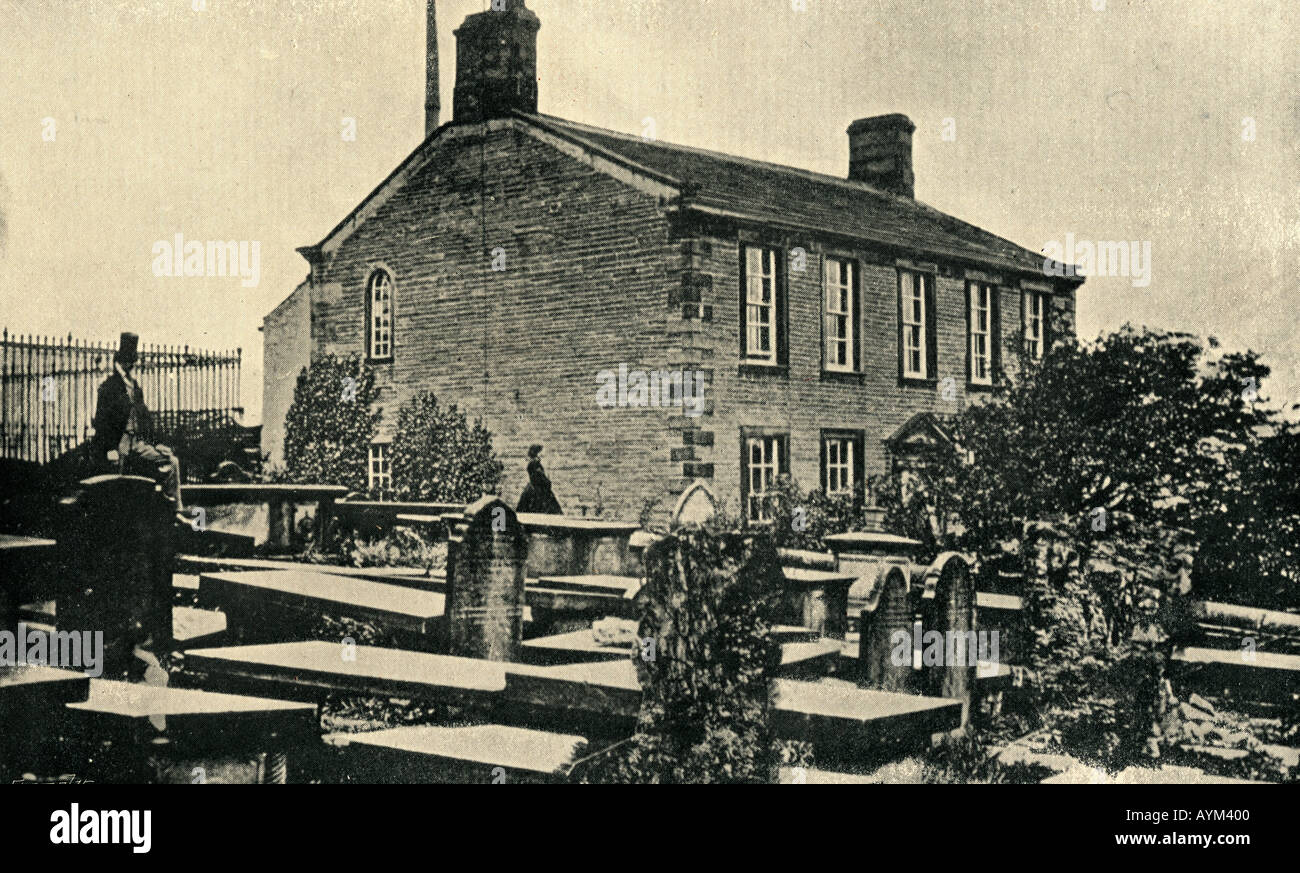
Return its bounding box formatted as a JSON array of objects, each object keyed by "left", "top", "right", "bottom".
[
  {"left": 446, "top": 496, "right": 528, "bottom": 661},
  {"left": 671, "top": 481, "right": 717, "bottom": 528},
  {"left": 856, "top": 566, "right": 913, "bottom": 691},
  {"left": 826, "top": 521, "right": 923, "bottom": 690},
  {"left": 58, "top": 475, "right": 175, "bottom": 678},
  {"left": 919, "top": 553, "right": 976, "bottom": 718}
]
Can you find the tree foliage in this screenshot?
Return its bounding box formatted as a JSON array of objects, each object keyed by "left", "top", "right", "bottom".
[
  {"left": 766, "top": 475, "right": 867, "bottom": 551},
  {"left": 389, "top": 391, "right": 503, "bottom": 503},
  {"left": 282, "top": 355, "right": 379, "bottom": 491},
  {"left": 876, "top": 325, "right": 1298, "bottom": 608}
]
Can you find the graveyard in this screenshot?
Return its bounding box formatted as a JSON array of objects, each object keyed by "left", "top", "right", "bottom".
[{"left": 3, "top": 470, "right": 1296, "bottom": 785}]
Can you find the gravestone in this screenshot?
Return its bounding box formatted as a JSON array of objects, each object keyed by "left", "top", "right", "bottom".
[
  {"left": 826, "top": 524, "right": 923, "bottom": 689},
  {"left": 445, "top": 496, "right": 528, "bottom": 661},
  {"left": 919, "top": 553, "right": 976, "bottom": 717},
  {"left": 671, "top": 481, "right": 717, "bottom": 528},
  {"left": 781, "top": 567, "right": 855, "bottom": 640},
  {"left": 57, "top": 476, "right": 175, "bottom": 678},
  {"left": 856, "top": 566, "right": 913, "bottom": 691}
]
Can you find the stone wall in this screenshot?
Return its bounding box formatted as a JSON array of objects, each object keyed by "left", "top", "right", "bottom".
[{"left": 260, "top": 280, "right": 311, "bottom": 469}]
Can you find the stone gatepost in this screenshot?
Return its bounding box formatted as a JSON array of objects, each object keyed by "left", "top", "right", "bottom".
[
  {"left": 827, "top": 522, "right": 923, "bottom": 691},
  {"left": 446, "top": 496, "right": 528, "bottom": 661},
  {"left": 58, "top": 475, "right": 176, "bottom": 678},
  {"left": 917, "top": 553, "right": 977, "bottom": 723}
]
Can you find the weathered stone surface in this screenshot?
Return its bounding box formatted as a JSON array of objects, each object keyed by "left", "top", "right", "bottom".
[
  {"left": 325, "top": 724, "right": 589, "bottom": 784},
  {"left": 446, "top": 497, "right": 529, "bottom": 661},
  {"left": 64, "top": 679, "right": 317, "bottom": 755},
  {"left": 782, "top": 567, "right": 855, "bottom": 640},
  {"left": 199, "top": 570, "right": 446, "bottom": 642},
  {"left": 184, "top": 641, "right": 507, "bottom": 703},
  {"left": 671, "top": 481, "right": 717, "bottom": 528},
  {"left": 1173, "top": 647, "right": 1300, "bottom": 703},
  {"left": 919, "top": 553, "right": 976, "bottom": 717},
  {"left": 58, "top": 476, "right": 175, "bottom": 677},
  {"left": 857, "top": 566, "right": 913, "bottom": 692}
]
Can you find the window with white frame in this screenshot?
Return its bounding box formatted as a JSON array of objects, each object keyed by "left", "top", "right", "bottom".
[
  {"left": 900, "top": 270, "right": 932, "bottom": 379},
  {"left": 368, "top": 443, "right": 392, "bottom": 493},
  {"left": 1023, "top": 289, "right": 1047, "bottom": 360},
  {"left": 743, "top": 246, "right": 778, "bottom": 364},
  {"left": 969, "top": 282, "right": 994, "bottom": 385},
  {"left": 743, "top": 432, "right": 786, "bottom": 523},
  {"left": 823, "top": 436, "right": 855, "bottom": 497},
  {"left": 824, "top": 257, "right": 857, "bottom": 372},
  {"left": 367, "top": 270, "right": 394, "bottom": 360}
]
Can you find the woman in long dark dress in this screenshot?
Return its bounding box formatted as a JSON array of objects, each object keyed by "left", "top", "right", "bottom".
[{"left": 517, "top": 444, "right": 562, "bottom": 515}]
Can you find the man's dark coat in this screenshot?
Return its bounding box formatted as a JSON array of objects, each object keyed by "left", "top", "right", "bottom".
[{"left": 91, "top": 370, "right": 152, "bottom": 463}]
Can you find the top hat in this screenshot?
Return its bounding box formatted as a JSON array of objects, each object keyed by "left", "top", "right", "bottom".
[{"left": 115, "top": 332, "right": 140, "bottom": 365}]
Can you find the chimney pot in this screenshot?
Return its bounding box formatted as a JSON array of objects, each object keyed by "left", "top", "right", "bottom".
[{"left": 847, "top": 114, "right": 916, "bottom": 198}]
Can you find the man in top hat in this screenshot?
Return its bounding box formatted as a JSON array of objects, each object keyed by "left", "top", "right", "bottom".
[{"left": 91, "top": 332, "right": 184, "bottom": 511}]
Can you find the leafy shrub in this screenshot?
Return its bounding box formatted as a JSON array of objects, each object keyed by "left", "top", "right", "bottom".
[
  {"left": 344, "top": 529, "right": 445, "bottom": 573},
  {"left": 766, "top": 475, "right": 866, "bottom": 552},
  {"left": 584, "top": 525, "right": 787, "bottom": 783},
  {"left": 389, "top": 391, "right": 502, "bottom": 503},
  {"left": 282, "top": 355, "right": 379, "bottom": 491}
]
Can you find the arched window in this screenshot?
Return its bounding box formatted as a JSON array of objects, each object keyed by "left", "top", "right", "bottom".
[{"left": 366, "top": 270, "right": 394, "bottom": 360}]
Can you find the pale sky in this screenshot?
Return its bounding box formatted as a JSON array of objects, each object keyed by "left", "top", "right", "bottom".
[{"left": 2, "top": 0, "right": 1296, "bottom": 422}]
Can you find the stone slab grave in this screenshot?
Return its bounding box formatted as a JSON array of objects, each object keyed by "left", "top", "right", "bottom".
[
  {"left": 0, "top": 666, "right": 92, "bottom": 778},
  {"left": 526, "top": 574, "right": 643, "bottom": 632},
  {"left": 974, "top": 591, "right": 1027, "bottom": 667},
  {"left": 184, "top": 640, "right": 961, "bottom": 761},
  {"left": 331, "top": 499, "right": 464, "bottom": 538},
  {"left": 323, "top": 724, "right": 592, "bottom": 784},
  {"left": 178, "top": 554, "right": 436, "bottom": 591},
  {"left": 172, "top": 607, "right": 228, "bottom": 649},
  {"left": 781, "top": 566, "right": 857, "bottom": 640},
  {"left": 61, "top": 680, "right": 318, "bottom": 783},
  {"left": 1173, "top": 646, "right": 1300, "bottom": 704},
  {"left": 502, "top": 658, "right": 963, "bottom": 754},
  {"left": 772, "top": 680, "right": 962, "bottom": 759},
  {"left": 182, "top": 483, "right": 348, "bottom": 550},
  {"left": 199, "top": 570, "right": 447, "bottom": 650},
  {"left": 521, "top": 627, "right": 841, "bottom": 677},
  {"left": 535, "top": 574, "right": 641, "bottom": 599},
  {"left": 184, "top": 640, "right": 508, "bottom": 705},
  {"left": 516, "top": 513, "right": 641, "bottom": 579},
  {"left": 0, "top": 664, "right": 91, "bottom": 709},
  {"left": 446, "top": 497, "right": 529, "bottom": 662}
]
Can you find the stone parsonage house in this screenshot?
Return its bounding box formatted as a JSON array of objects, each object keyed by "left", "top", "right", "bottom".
[{"left": 261, "top": 0, "right": 1084, "bottom": 523}]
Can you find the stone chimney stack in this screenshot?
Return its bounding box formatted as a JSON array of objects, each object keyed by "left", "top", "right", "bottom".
[
  {"left": 425, "top": 0, "right": 440, "bottom": 137},
  {"left": 847, "top": 114, "right": 916, "bottom": 198},
  {"left": 453, "top": 0, "right": 541, "bottom": 125}
]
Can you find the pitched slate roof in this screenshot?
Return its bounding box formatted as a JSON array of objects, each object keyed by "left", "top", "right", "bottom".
[{"left": 521, "top": 112, "right": 1076, "bottom": 282}]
